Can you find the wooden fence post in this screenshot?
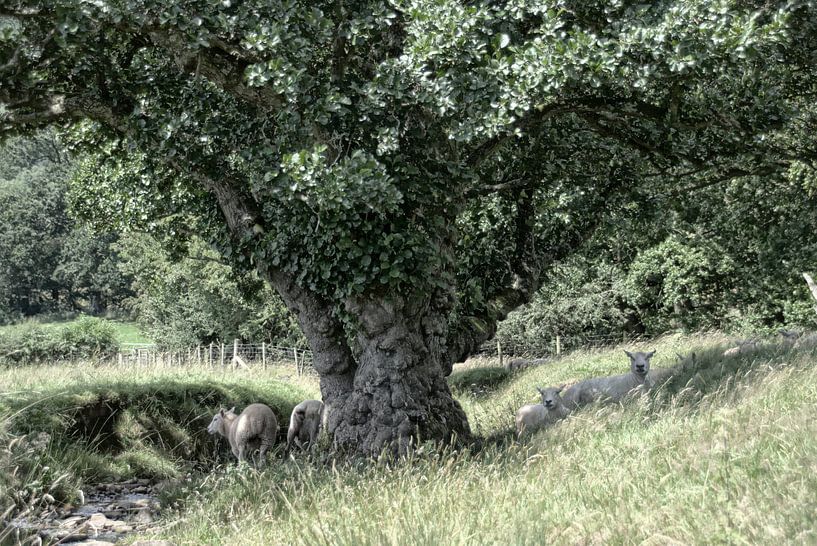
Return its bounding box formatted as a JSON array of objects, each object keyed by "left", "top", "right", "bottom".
[
  {"left": 804, "top": 273, "right": 817, "bottom": 315},
  {"left": 497, "top": 339, "right": 503, "bottom": 368},
  {"left": 555, "top": 334, "right": 561, "bottom": 356},
  {"left": 233, "top": 339, "right": 239, "bottom": 368},
  {"left": 208, "top": 342, "right": 214, "bottom": 366},
  {"left": 262, "top": 342, "right": 267, "bottom": 369}
]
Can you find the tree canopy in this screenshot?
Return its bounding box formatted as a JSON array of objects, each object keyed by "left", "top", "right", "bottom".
[{"left": 2, "top": 0, "right": 816, "bottom": 453}]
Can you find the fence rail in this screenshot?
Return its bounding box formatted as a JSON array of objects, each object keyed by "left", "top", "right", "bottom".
[
  {"left": 475, "top": 333, "right": 654, "bottom": 360},
  {"left": 116, "top": 340, "right": 314, "bottom": 374}
]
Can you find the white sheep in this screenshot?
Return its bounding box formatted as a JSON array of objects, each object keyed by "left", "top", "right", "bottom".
[
  {"left": 515, "top": 385, "right": 570, "bottom": 437},
  {"left": 562, "top": 350, "right": 656, "bottom": 408},
  {"left": 722, "top": 338, "right": 759, "bottom": 357},
  {"left": 207, "top": 403, "right": 279, "bottom": 467},
  {"left": 649, "top": 351, "right": 696, "bottom": 386},
  {"left": 286, "top": 399, "right": 324, "bottom": 451}
]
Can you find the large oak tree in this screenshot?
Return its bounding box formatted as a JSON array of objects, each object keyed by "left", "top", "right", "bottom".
[{"left": 2, "top": 0, "right": 815, "bottom": 454}]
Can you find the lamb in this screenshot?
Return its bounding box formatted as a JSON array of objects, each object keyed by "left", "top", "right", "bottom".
[
  {"left": 562, "top": 350, "right": 656, "bottom": 408},
  {"left": 515, "top": 385, "right": 570, "bottom": 437},
  {"left": 207, "top": 403, "right": 279, "bottom": 467},
  {"left": 286, "top": 399, "right": 324, "bottom": 451}
]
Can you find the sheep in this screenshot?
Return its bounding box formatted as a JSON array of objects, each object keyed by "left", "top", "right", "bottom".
[
  {"left": 515, "top": 385, "right": 570, "bottom": 437},
  {"left": 562, "top": 350, "right": 656, "bottom": 408},
  {"left": 779, "top": 329, "right": 817, "bottom": 349},
  {"left": 505, "top": 357, "right": 551, "bottom": 373},
  {"left": 723, "top": 338, "right": 760, "bottom": 357},
  {"left": 207, "top": 403, "right": 279, "bottom": 467},
  {"left": 286, "top": 399, "right": 324, "bottom": 451},
  {"left": 649, "top": 351, "right": 696, "bottom": 386}
]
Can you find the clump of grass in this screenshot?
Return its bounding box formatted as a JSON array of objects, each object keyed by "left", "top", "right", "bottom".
[
  {"left": 448, "top": 366, "right": 510, "bottom": 396},
  {"left": 149, "top": 333, "right": 817, "bottom": 545},
  {"left": 0, "top": 362, "right": 318, "bottom": 516}
]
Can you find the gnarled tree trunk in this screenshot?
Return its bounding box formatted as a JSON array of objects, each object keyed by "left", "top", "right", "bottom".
[
  {"left": 329, "top": 295, "right": 471, "bottom": 454},
  {"left": 265, "top": 270, "right": 470, "bottom": 456}
]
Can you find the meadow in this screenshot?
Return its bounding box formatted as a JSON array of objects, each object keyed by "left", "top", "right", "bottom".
[
  {"left": 2, "top": 332, "right": 816, "bottom": 545},
  {"left": 0, "top": 316, "right": 152, "bottom": 348}
]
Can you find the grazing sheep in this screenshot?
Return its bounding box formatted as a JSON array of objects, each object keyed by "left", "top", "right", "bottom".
[
  {"left": 287, "top": 399, "right": 324, "bottom": 451},
  {"left": 207, "top": 403, "right": 279, "bottom": 467},
  {"left": 515, "top": 385, "right": 569, "bottom": 437},
  {"left": 562, "top": 350, "right": 656, "bottom": 408}
]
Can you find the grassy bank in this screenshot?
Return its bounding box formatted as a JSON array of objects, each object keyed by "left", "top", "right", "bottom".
[
  {"left": 0, "top": 363, "right": 318, "bottom": 519},
  {"left": 2, "top": 333, "right": 817, "bottom": 544}
]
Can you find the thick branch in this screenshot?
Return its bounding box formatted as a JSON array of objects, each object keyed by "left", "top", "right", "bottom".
[
  {"left": 446, "top": 178, "right": 625, "bottom": 364},
  {"left": 145, "top": 29, "right": 283, "bottom": 111}
]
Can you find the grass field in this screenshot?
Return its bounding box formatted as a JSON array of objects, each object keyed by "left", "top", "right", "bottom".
[
  {"left": 2, "top": 333, "right": 816, "bottom": 545},
  {"left": 0, "top": 315, "right": 152, "bottom": 347}
]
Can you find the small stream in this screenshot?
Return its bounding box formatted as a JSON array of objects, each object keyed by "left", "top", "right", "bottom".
[{"left": 5, "top": 480, "right": 161, "bottom": 545}]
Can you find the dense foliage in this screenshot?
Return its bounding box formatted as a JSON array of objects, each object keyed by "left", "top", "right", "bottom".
[
  {"left": 0, "top": 315, "right": 118, "bottom": 364},
  {"left": 3, "top": 0, "right": 816, "bottom": 451},
  {"left": 0, "top": 134, "right": 133, "bottom": 320},
  {"left": 117, "top": 234, "right": 305, "bottom": 348},
  {"left": 497, "top": 173, "right": 817, "bottom": 354}
]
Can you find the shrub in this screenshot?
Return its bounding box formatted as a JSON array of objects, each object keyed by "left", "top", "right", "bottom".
[
  {"left": 59, "top": 316, "right": 118, "bottom": 359},
  {"left": 0, "top": 316, "right": 118, "bottom": 365}
]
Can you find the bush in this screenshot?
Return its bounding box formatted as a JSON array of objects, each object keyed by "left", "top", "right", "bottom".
[
  {"left": 59, "top": 316, "right": 118, "bottom": 358},
  {"left": 0, "top": 316, "right": 118, "bottom": 365}
]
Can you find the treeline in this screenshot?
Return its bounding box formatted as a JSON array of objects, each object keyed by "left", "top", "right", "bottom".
[
  {"left": 0, "top": 134, "right": 303, "bottom": 348},
  {"left": 496, "top": 173, "right": 817, "bottom": 354},
  {"left": 2, "top": 134, "right": 816, "bottom": 353}
]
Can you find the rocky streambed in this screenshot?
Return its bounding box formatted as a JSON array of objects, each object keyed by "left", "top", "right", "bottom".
[{"left": 5, "top": 479, "right": 169, "bottom": 545}]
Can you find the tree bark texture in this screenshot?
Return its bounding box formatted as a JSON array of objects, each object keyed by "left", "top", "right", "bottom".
[{"left": 265, "top": 271, "right": 471, "bottom": 455}]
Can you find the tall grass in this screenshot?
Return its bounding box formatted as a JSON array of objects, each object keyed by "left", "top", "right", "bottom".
[
  {"left": 154, "top": 334, "right": 817, "bottom": 545},
  {"left": 2, "top": 333, "right": 816, "bottom": 544}
]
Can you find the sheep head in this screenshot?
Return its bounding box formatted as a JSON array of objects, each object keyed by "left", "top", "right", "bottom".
[
  {"left": 624, "top": 350, "right": 655, "bottom": 377},
  {"left": 537, "top": 385, "right": 566, "bottom": 410},
  {"left": 207, "top": 406, "right": 236, "bottom": 437}
]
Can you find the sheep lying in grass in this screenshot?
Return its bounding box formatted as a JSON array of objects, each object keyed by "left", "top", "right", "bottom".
[
  {"left": 780, "top": 329, "right": 817, "bottom": 349},
  {"left": 506, "top": 357, "right": 551, "bottom": 373},
  {"left": 287, "top": 399, "right": 324, "bottom": 451},
  {"left": 207, "top": 403, "right": 279, "bottom": 467},
  {"left": 562, "top": 350, "right": 656, "bottom": 408},
  {"left": 515, "top": 385, "right": 570, "bottom": 437},
  {"left": 723, "top": 338, "right": 759, "bottom": 357},
  {"left": 648, "top": 352, "right": 697, "bottom": 386}
]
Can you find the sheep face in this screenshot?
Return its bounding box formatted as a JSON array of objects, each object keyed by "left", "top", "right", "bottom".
[
  {"left": 207, "top": 407, "right": 236, "bottom": 436},
  {"left": 624, "top": 350, "right": 655, "bottom": 377},
  {"left": 537, "top": 385, "right": 566, "bottom": 410}
]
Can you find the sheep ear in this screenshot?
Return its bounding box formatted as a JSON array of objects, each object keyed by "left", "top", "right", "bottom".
[
  {"left": 228, "top": 406, "right": 235, "bottom": 414},
  {"left": 646, "top": 350, "right": 656, "bottom": 358},
  {"left": 623, "top": 350, "right": 633, "bottom": 358},
  {"left": 219, "top": 409, "right": 225, "bottom": 416},
  {"left": 557, "top": 384, "right": 566, "bottom": 393},
  {"left": 536, "top": 387, "right": 545, "bottom": 394}
]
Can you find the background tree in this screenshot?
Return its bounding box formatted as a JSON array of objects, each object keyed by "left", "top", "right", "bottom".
[
  {"left": 0, "top": 133, "right": 132, "bottom": 319},
  {"left": 2, "top": 1, "right": 816, "bottom": 454},
  {"left": 117, "top": 233, "right": 304, "bottom": 348}
]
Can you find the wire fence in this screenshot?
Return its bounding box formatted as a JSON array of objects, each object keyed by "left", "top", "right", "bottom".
[
  {"left": 117, "top": 340, "right": 314, "bottom": 374},
  {"left": 475, "top": 333, "right": 654, "bottom": 360}
]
